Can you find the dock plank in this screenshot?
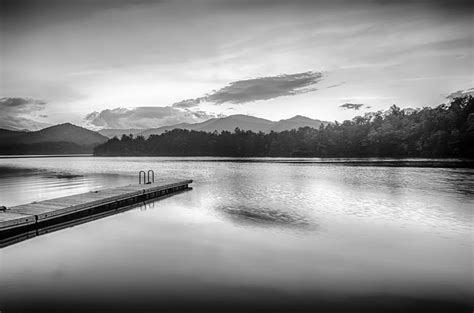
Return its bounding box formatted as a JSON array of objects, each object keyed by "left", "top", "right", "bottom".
[
  {"left": 9, "top": 203, "right": 84, "bottom": 221},
  {"left": 0, "top": 211, "right": 36, "bottom": 230},
  {"left": 1, "top": 179, "right": 192, "bottom": 231}
]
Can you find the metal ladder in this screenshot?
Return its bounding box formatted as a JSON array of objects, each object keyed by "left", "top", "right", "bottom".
[{"left": 138, "top": 170, "right": 155, "bottom": 184}]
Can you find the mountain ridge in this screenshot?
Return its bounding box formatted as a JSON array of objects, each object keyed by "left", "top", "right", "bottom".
[
  {"left": 0, "top": 114, "right": 333, "bottom": 154},
  {"left": 137, "top": 114, "right": 332, "bottom": 138},
  {"left": 98, "top": 128, "right": 144, "bottom": 138},
  {"left": 0, "top": 123, "right": 108, "bottom": 155},
  {"left": 267, "top": 115, "right": 327, "bottom": 133}
]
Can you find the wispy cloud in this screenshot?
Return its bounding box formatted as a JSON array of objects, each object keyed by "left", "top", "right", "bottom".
[
  {"left": 340, "top": 103, "right": 364, "bottom": 110},
  {"left": 327, "top": 82, "right": 345, "bottom": 89},
  {"left": 0, "top": 97, "right": 51, "bottom": 130},
  {"left": 84, "top": 106, "right": 219, "bottom": 129},
  {"left": 172, "top": 71, "right": 323, "bottom": 108},
  {"left": 208, "top": 71, "right": 323, "bottom": 104}
]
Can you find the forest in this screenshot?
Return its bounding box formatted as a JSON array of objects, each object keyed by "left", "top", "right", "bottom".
[{"left": 94, "top": 96, "right": 474, "bottom": 158}]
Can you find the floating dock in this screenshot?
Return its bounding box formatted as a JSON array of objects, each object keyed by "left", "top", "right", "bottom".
[{"left": 0, "top": 179, "right": 192, "bottom": 247}]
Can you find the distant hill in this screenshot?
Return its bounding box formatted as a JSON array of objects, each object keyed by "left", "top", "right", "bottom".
[
  {"left": 138, "top": 123, "right": 193, "bottom": 138},
  {"left": 138, "top": 114, "right": 331, "bottom": 138},
  {"left": 0, "top": 128, "right": 26, "bottom": 141},
  {"left": 98, "top": 128, "right": 144, "bottom": 138},
  {"left": 138, "top": 115, "right": 272, "bottom": 137},
  {"left": 18, "top": 123, "right": 108, "bottom": 145},
  {"left": 0, "top": 123, "right": 108, "bottom": 155},
  {"left": 199, "top": 115, "right": 273, "bottom": 133},
  {"left": 266, "top": 115, "right": 327, "bottom": 132}
]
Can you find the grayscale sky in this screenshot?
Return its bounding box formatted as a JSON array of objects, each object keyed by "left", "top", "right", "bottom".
[{"left": 1, "top": 0, "right": 473, "bottom": 130}]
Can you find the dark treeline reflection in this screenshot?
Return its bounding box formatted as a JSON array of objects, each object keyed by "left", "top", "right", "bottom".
[
  {"left": 0, "top": 142, "right": 97, "bottom": 155},
  {"left": 94, "top": 96, "right": 474, "bottom": 157}
]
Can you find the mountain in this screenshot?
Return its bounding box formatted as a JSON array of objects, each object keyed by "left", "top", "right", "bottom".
[
  {"left": 0, "top": 123, "right": 108, "bottom": 155},
  {"left": 0, "top": 128, "right": 26, "bottom": 141},
  {"left": 138, "top": 123, "right": 192, "bottom": 138},
  {"left": 18, "top": 123, "right": 108, "bottom": 145},
  {"left": 266, "top": 115, "right": 328, "bottom": 132},
  {"left": 138, "top": 114, "right": 332, "bottom": 138},
  {"left": 98, "top": 128, "right": 144, "bottom": 138},
  {"left": 198, "top": 115, "right": 273, "bottom": 133},
  {"left": 184, "top": 118, "right": 218, "bottom": 131},
  {"left": 139, "top": 115, "right": 272, "bottom": 137}
]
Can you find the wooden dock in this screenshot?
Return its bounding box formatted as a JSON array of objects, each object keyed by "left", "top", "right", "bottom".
[{"left": 0, "top": 179, "right": 192, "bottom": 241}]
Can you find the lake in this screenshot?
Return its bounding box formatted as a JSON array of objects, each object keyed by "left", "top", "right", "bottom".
[{"left": 0, "top": 156, "right": 472, "bottom": 312}]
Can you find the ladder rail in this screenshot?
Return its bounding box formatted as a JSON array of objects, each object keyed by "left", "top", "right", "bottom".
[
  {"left": 147, "top": 170, "right": 155, "bottom": 184},
  {"left": 138, "top": 170, "right": 146, "bottom": 184},
  {"left": 139, "top": 170, "right": 155, "bottom": 184}
]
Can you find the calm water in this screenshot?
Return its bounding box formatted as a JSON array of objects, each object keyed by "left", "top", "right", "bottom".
[{"left": 0, "top": 156, "right": 472, "bottom": 312}]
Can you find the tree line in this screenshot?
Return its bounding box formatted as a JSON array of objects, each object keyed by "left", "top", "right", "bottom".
[{"left": 93, "top": 96, "right": 474, "bottom": 158}]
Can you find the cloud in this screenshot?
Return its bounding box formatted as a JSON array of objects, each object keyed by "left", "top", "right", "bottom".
[
  {"left": 0, "top": 97, "right": 46, "bottom": 111},
  {"left": 172, "top": 71, "right": 323, "bottom": 108},
  {"left": 0, "top": 97, "right": 51, "bottom": 130},
  {"left": 445, "top": 87, "right": 474, "bottom": 100},
  {"left": 340, "top": 103, "right": 364, "bottom": 110},
  {"left": 172, "top": 98, "right": 204, "bottom": 109},
  {"left": 208, "top": 71, "right": 323, "bottom": 104},
  {"left": 84, "top": 106, "right": 219, "bottom": 129}
]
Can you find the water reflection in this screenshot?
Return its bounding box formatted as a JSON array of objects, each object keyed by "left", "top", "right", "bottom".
[
  {"left": 0, "top": 166, "right": 132, "bottom": 207},
  {"left": 140, "top": 200, "right": 156, "bottom": 211},
  {"left": 42, "top": 172, "right": 84, "bottom": 179},
  {"left": 0, "top": 157, "right": 472, "bottom": 312},
  {"left": 218, "top": 205, "right": 314, "bottom": 229},
  {"left": 0, "top": 193, "right": 189, "bottom": 249}
]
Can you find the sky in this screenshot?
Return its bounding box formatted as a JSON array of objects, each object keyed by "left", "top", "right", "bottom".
[{"left": 1, "top": 0, "right": 473, "bottom": 130}]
